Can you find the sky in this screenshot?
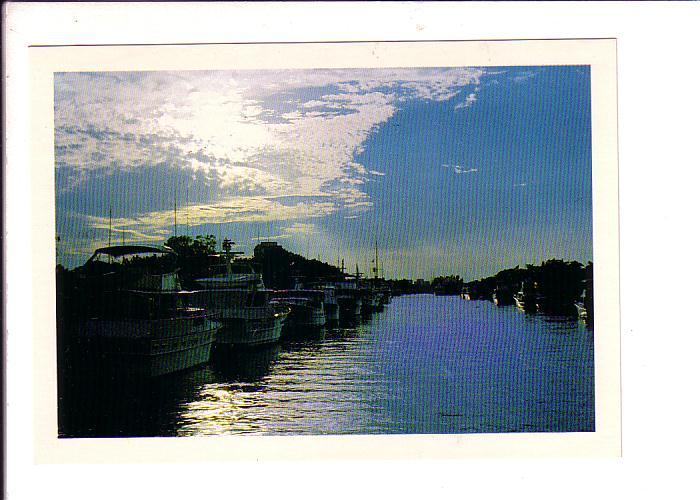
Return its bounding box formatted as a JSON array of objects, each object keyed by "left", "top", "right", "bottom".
[{"left": 55, "top": 66, "right": 592, "bottom": 280}]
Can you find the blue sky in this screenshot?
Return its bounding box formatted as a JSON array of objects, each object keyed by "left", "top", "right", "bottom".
[{"left": 55, "top": 66, "right": 592, "bottom": 280}]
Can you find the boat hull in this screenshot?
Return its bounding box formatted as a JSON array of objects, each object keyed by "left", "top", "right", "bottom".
[
  {"left": 284, "top": 303, "right": 326, "bottom": 328},
  {"left": 191, "top": 288, "right": 286, "bottom": 347},
  {"left": 337, "top": 295, "right": 361, "bottom": 320},
  {"left": 76, "top": 316, "right": 219, "bottom": 378},
  {"left": 217, "top": 313, "right": 286, "bottom": 346},
  {"left": 514, "top": 293, "right": 537, "bottom": 313}
]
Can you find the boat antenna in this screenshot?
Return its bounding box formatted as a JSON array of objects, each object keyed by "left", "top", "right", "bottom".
[
  {"left": 108, "top": 206, "right": 113, "bottom": 263},
  {"left": 174, "top": 182, "right": 178, "bottom": 238}
]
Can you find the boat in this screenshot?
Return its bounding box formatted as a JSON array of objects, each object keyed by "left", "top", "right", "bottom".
[
  {"left": 319, "top": 285, "right": 340, "bottom": 323},
  {"left": 360, "top": 286, "right": 382, "bottom": 315},
  {"left": 334, "top": 281, "right": 362, "bottom": 321},
  {"left": 191, "top": 241, "right": 288, "bottom": 347},
  {"left": 460, "top": 287, "right": 471, "bottom": 300},
  {"left": 575, "top": 285, "right": 594, "bottom": 326},
  {"left": 329, "top": 265, "right": 363, "bottom": 321},
  {"left": 271, "top": 289, "right": 326, "bottom": 331},
  {"left": 73, "top": 245, "right": 220, "bottom": 379},
  {"left": 513, "top": 281, "right": 538, "bottom": 313},
  {"left": 492, "top": 285, "right": 515, "bottom": 306}
]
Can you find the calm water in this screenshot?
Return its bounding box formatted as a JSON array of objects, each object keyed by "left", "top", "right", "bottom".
[{"left": 58, "top": 295, "right": 594, "bottom": 437}]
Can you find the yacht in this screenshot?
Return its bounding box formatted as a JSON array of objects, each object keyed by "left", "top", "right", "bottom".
[
  {"left": 74, "top": 245, "right": 220, "bottom": 378},
  {"left": 192, "top": 243, "right": 288, "bottom": 347},
  {"left": 514, "top": 281, "right": 538, "bottom": 313},
  {"left": 271, "top": 289, "right": 326, "bottom": 331}
]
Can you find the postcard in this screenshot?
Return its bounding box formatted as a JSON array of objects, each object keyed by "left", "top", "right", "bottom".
[{"left": 25, "top": 38, "right": 619, "bottom": 462}]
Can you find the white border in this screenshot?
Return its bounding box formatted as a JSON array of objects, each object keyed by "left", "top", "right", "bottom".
[
  {"left": 29, "top": 39, "right": 619, "bottom": 464},
  {"left": 7, "top": 1, "right": 699, "bottom": 498}
]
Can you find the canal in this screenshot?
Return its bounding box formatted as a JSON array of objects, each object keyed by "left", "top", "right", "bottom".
[{"left": 58, "top": 294, "right": 595, "bottom": 437}]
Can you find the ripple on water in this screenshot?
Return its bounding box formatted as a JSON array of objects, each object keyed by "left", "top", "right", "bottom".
[{"left": 59, "top": 295, "right": 594, "bottom": 437}]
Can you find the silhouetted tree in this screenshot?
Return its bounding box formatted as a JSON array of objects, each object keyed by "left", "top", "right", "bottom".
[{"left": 165, "top": 234, "right": 217, "bottom": 285}]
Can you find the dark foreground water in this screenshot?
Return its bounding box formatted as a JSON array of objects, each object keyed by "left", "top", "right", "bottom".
[{"left": 58, "top": 295, "right": 594, "bottom": 437}]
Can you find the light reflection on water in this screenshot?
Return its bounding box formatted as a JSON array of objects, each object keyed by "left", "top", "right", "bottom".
[{"left": 58, "top": 295, "right": 594, "bottom": 437}]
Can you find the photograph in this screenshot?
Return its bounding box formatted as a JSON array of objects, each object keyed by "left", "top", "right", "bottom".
[
  {"left": 54, "top": 59, "right": 599, "bottom": 438},
  {"left": 8, "top": 1, "right": 700, "bottom": 498}
]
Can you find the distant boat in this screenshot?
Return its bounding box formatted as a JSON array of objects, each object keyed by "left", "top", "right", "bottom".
[
  {"left": 575, "top": 286, "right": 593, "bottom": 326},
  {"left": 333, "top": 279, "right": 363, "bottom": 321},
  {"left": 74, "top": 245, "right": 220, "bottom": 378},
  {"left": 360, "top": 286, "right": 381, "bottom": 315},
  {"left": 319, "top": 285, "right": 340, "bottom": 323},
  {"left": 460, "top": 287, "right": 472, "bottom": 300},
  {"left": 192, "top": 250, "right": 288, "bottom": 347},
  {"left": 492, "top": 285, "right": 515, "bottom": 306},
  {"left": 514, "top": 282, "right": 538, "bottom": 313}
]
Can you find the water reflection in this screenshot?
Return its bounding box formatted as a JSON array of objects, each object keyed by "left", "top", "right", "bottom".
[
  {"left": 211, "top": 343, "right": 281, "bottom": 382},
  {"left": 58, "top": 295, "right": 594, "bottom": 437}
]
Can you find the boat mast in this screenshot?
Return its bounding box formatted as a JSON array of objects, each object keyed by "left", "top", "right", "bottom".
[
  {"left": 174, "top": 183, "right": 178, "bottom": 238},
  {"left": 108, "top": 206, "right": 112, "bottom": 248},
  {"left": 222, "top": 238, "right": 232, "bottom": 276},
  {"left": 374, "top": 238, "right": 379, "bottom": 280}
]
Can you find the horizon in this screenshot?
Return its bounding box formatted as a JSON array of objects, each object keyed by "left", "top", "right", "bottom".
[{"left": 55, "top": 66, "right": 592, "bottom": 280}]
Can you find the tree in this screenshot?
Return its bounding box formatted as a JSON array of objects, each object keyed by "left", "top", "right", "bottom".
[{"left": 165, "top": 234, "right": 217, "bottom": 284}]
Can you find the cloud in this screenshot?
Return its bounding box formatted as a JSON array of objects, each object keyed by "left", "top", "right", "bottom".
[
  {"left": 442, "top": 164, "right": 478, "bottom": 174},
  {"left": 512, "top": 70, "right": 536, "bottom": 83},
  {"left": 55, "top": 68, "right": 488, "bottom": 261},
  {"left": 281, "top": 222, "right": 317, "bottom": 236},
  {"left": 454, "top": 167, "right": 478, "bottom": 174},
  {"left": 455, "top": 93, "right": 477, "bottom": 109}
]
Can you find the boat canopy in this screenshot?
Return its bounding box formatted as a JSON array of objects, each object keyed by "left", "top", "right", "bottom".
[{"left": 91, "top": 245, "right": 175, "bottom": 258}]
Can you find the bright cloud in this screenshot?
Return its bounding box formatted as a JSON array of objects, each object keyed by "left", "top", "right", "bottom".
[
  {"left": 55, "top": 67, "right": 486, "bottom": 262},
  {"left": 455, "top": 93, "right": 477, "bottom": 109},
  {"left": 442, "top": 164, "right": 478, "bottom": 174}
]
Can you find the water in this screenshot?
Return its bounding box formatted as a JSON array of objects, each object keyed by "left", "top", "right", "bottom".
[{"left": 58, "top": 295, "right": 594, "bottom": 437}]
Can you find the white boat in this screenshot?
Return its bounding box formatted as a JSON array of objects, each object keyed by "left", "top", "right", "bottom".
[
  {"left": 271, "top": 289, "right": 326, "bottom": 329},
  {"left": 319, "top": 285, "right": 340, "bottom": 323},
  {"left": 75, "top": 245, "right": 220, "bottom": 378},
  {"left": 332, "top": 279, "right": 363, "bottom": 320},
  {"left": 192, "top": 248, "right": 288, "bottom": 347},
  {"left": 514, "top": 282, "right": 538, "bottom": 313}
]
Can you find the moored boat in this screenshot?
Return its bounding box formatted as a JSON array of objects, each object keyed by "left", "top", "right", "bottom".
[
  {"left": 575, "top": 285, "right": 594, "bottom": 327},
  {"left": 191, "top": 241, "right": 288, "bottom": 347},
  {"left": 271, "top": 289, "right": 326, "bottom": 331},
  {"left": 360, "top": 287, "right": 381, "bottom": 315},
  {"left": 331, "top": 279, "right": 363, "bottom": 321},
  {"left": 73, "top": 245, "right": 220, "bottom": 379},
  {"left": 492, "top": 285, "right": 515, "bottom": 306},
  {"left": 319, "top": 285, "right": 340, "bottom": 323},
  {"left": 514, "top": 281, "right": 538, "bottom": 313}
]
